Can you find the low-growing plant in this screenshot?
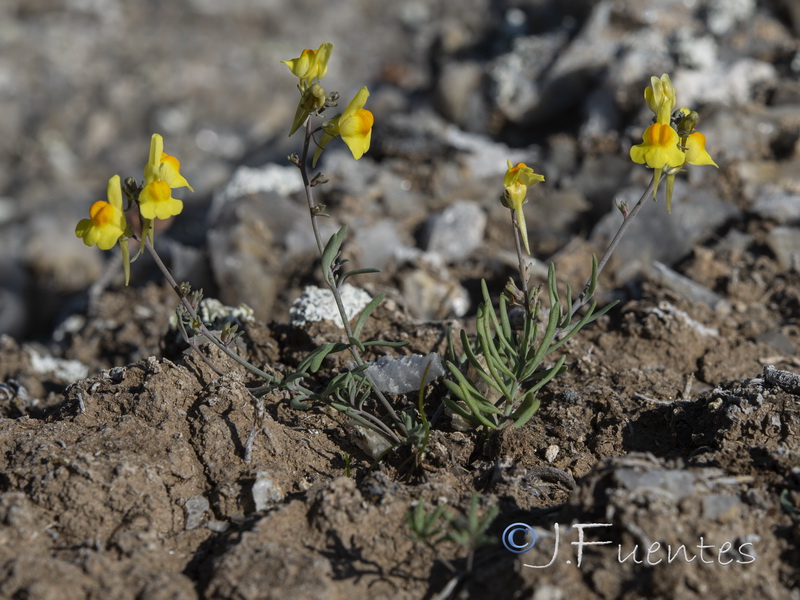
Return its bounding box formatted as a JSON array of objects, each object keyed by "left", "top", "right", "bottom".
[
  {"left": 406, "top": 494, "right": 499, "bottom": 576},
  {"left": 74, "top": 47, "right": 716, "bottom": 464},
  {"left": 443, "top": 73, "right": 717, "bottom": 432}
]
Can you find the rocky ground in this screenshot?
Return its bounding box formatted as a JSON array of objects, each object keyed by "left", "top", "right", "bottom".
[{"left": 1, "top": 0, "right": 800, "bottom": 598}]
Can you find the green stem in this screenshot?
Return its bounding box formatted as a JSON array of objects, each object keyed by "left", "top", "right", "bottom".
[
  {"left": 143, "top": 237, "right": 279, "bottom": 384},
  {"left": 298, "top": 118, "right": 406, "bottom": 438},
  {"left": 568, "top": 175, "right": 656, "bottom": 322},
  {"left": 510, "top": 208, "right": 530, "bottom": 301}
]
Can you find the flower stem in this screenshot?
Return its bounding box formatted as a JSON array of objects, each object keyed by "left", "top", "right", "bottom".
[
  {"left": 143, "top": 237, "right": 279, "bottom": 384},
  {"left": 510, "top": 208, "right": 530, "bottom": 301},
  {"left": 569, "top": 175, "right": 656, "bottom": 320},
  {"left": 298, "top": 118, "right": 406, "bottom": 440}
]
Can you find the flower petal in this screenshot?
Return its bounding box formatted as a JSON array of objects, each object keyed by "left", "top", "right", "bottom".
[
  {"left": 339, "top": 109, "right": 373, "bottom": 160},
  {"left": 140, "top": 180, "right": 183, "bottom": 220},
  {"left": 684, "top": 132, "right": 718, "bottom": 167}
]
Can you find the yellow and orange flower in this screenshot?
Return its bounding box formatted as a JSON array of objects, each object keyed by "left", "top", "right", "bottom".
[
  {"left": 139, "top": 133, "right": 192, "bottom": 221},
  {"left": 313, "top": 86, "right": 374, "bottom": 166},
  {"left": 502, "top": 161, "right": 545, "bottom": 255},
  {"left": 75, "top": 174, "right": 132, "bottom": 284},
  {"left": 75, "top": 175, "right": 129, "bottom": 250},
  {"left": 630, "top": 74, "right": 717, "bottom": 212}
]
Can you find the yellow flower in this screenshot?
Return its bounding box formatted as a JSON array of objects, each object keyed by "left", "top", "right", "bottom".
[
  {"left": 75, "top": 175, "right": 132, "bottom": 284},
  {"left": 644, "top": 74, "right": 676, "bottom": 125},
  {"left": 630, "top": 122, "right": 686, "bottom": 210},
  {"left": 313, "top": 86, "right": 374, "bottom": 166},
  {"left": 501, "top": 161, "right": 545, "bottom": 255},
  {"left": 629, "top": 123, "right": 685, "bottom": 170},
  {"left": 684, "top": 131, "right": 717, "bottom": 167},
  {"left": 139, "top": 133, "right": 191, "bottom": 221},
  {"left": 281, "top": 43, "right": 333, "bottom": 89},
  {"left": 143, "top": 133, "right": 193, "bottom": 192},
  {"left": 75, "top": 175, "right": 129, "bottom": 250},
  {"left": 139, "top": 179, "right": 183, "bottom": 221},
  {"left": 632, "top": 76, "right": 718, "bottom": 213}
]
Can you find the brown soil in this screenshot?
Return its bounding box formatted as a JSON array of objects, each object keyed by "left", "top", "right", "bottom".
[{"left": 1, "top": 231, "right": 799, "bottom": 600}]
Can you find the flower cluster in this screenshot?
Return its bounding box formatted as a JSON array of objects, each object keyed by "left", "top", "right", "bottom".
[
  {"left": 75, "top": 133, "right": 192, "bottom": 284},
  {"left": 629, "top": 74, "right": 717, "bottom": 212},
  {"left": 281, "top": 43, "right": 374, "bottom": 165},
  {"left": 502, "top": 160, "right": 545, "bottom": 255}
]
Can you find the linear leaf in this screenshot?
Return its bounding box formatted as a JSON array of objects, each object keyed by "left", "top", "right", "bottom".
[
  {"left": 321, "top": 226, "right": 348, "bottom": 275},
  {"left": 352, "top": 294, "right": 384, "bottom": 340}
]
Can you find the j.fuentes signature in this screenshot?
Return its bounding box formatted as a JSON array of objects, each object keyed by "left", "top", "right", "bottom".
[{"left": 503, "top": 522, "right": 756, "bottom": 568}]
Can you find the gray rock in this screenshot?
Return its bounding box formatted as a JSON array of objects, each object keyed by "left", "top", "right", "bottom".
[
  {"left": 422, "top": 200, "right": 486, "bottom": 262},
  {"left": 673, "top": 59, "right": 778, "bottom": 108},
  {"left": 751, "top": 189, "right": 800, "bottom": 224},
  {"left": 443, "top": 126, "right": 536, "bottom": 181},
  {"left": 352, "top": 219, "right": 406, "bottom": 271},
  {"left": 289, "top": 285, "right": 372, "bottom": 329},
  {"left": 396, "top": 250, "right": 470, "bottom": 320},
  {"left": 702, "top": 493, "right": 741, "bottom": 522},
  {"left": 207, "top": 200, "right": 282, "bottom": 322},
  {"left": 648, "top": 262, "right": 732, "bottom": 312},
  {"left": 671, "top": 28, "right": 718, "bottom": 70},
  {"left": 251, "top": 472, "right": 283, "bottom": 512},
  {"left": 766, "top": 226, "right": 800, "bottom": 271},
  {"left": 436, "top": 60, "right": 490, "bottom": 133},
  {"left": 592, "top": 179, "right": 739, "bottom": 281},
  {"left": 26, "top": 347, "right": 89, "bottom": 384},
  {"left": 365, "top": 352, "right": 445, "bottom": 394},
  {"left": 208, "top": 164, "right": 304, "bottom": 224},
  {"left": 615, "top": 468, "right": 696, "bottom": 501},
  {"left": 184, "top": 495, "right": 210, "bottom": 530},
  {"left": 705, "top": 0, "right": 756, "bottom": 36},
  {"left": 488, "top": 32, "right": 568, "bottom": 125}
]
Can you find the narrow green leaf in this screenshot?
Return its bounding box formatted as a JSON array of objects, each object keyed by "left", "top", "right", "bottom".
[
  {"left": 447, "top": 365, "right": 501, "bottom": 424},
  {"left": 417, "top": 359, "right": 432, "bottom": 450},
  {"left": 564, "top": 282, "right": 573, "bottom": 328},
  {"left": 525, "top": 355, "right": 567, "bottom": 396},
  {"left": 352, "top": 293, "right": 384, "bottom": 340},
  {"left": 548, "top": 298, "right": 617, "bottom": 353},
  {"left": 457, "top": 332, "right": 503, "bottom": 394},
  {"left": 476, "top": 308, "right": 516, "bottom": 385},
  {"left": 499, "top": 294, "right": 512, "bottom": 341},
  {"left": 298, "top": 342, "right": 350, "bottom": 373},
  {"left": 348, "top": 336, "right": 366, "bottom": 353},
  {"left": 442, "top": 377, "right": 467, "bottom": 400},
  {"left": 442, "top": 394, "right": 478, "bottom": 425},
  {"left": 321, "top": 226, "right": 348, "bottom": 275},
  {"left": 475, "top": 310, "right": 513, "bottom": 398},
  {"left": 341, "top": 267, "right": 381, "bottom": 284},
  {"left": 525, "top": 285, "right": 560, "bottom": 373},
  {"left": 291, "top": 396, "right": 313, "bottom": 410},
  {"left": 511, "top": 392, "right": 541, "bottom": 427}
]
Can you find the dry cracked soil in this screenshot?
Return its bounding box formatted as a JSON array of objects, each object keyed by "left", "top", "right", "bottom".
[{"left": 1, "top": 239, "right": 799, "bottom": 599}]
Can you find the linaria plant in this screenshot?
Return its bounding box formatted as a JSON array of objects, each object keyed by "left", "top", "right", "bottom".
[
  {"left": 282, "top": 43, "right": 427, "bottom": 456},
  {"left": 73, "top": 43, "right": 432, "bottom": 466},
  {"left": 75, "top": 134, "right": 290, "bottom": 462},
  {"left": 73, "top": 65, "right": 715, "bottom": 462},
  {"left": 443, "top": 73, "right": 717, "bottom": 432}
]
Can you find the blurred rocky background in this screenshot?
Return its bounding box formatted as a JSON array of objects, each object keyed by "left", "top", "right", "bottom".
[{"left": 1, "top": 0, "right": 798, "bottom": 343}]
